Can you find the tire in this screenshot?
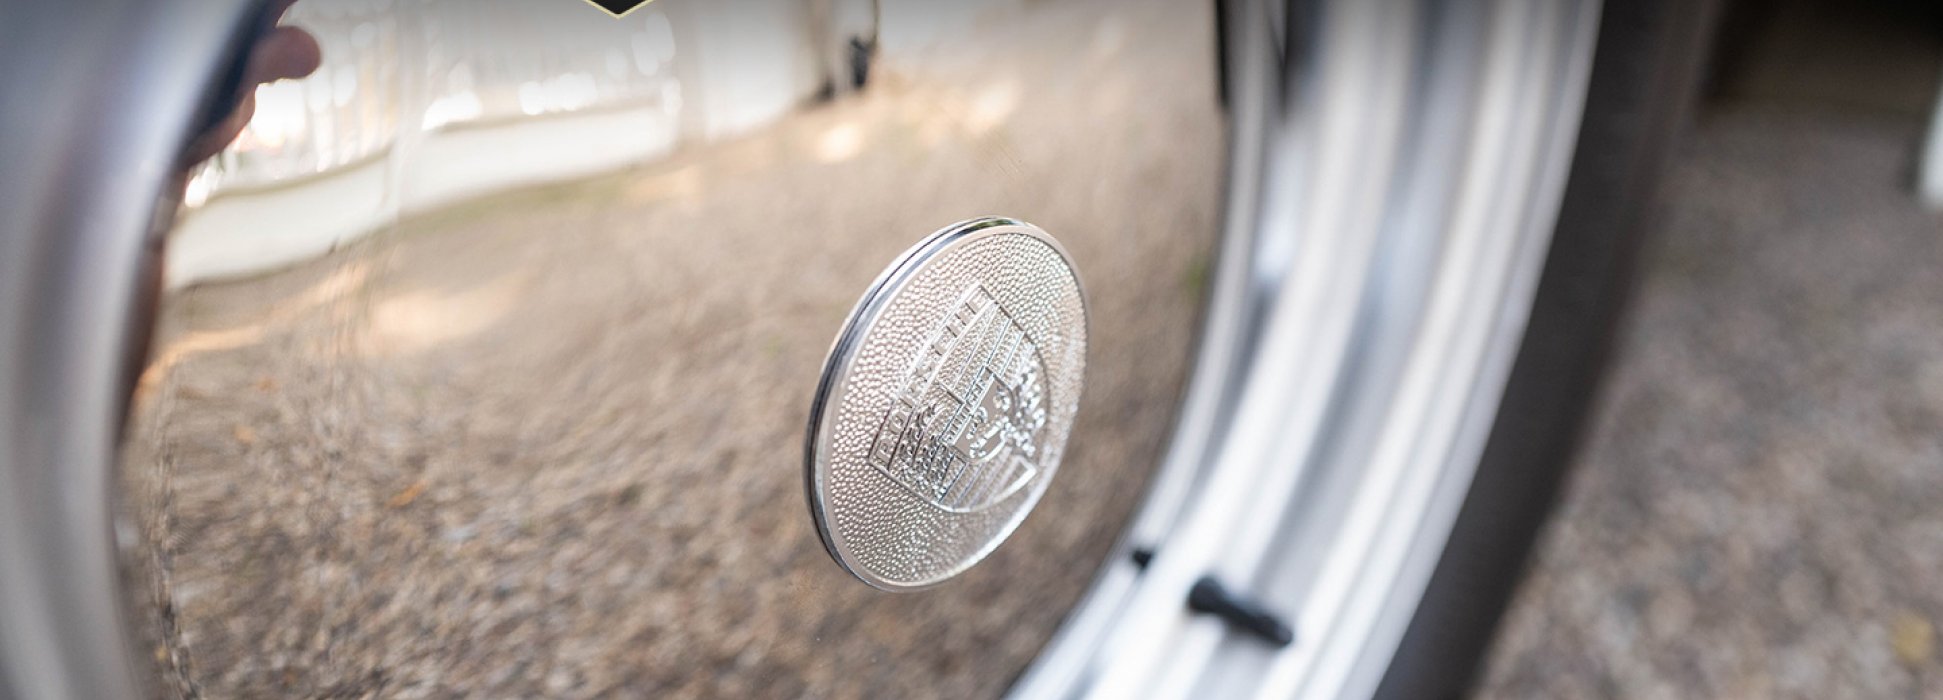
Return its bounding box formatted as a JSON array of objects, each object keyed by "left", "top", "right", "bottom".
[{"left": 1375, "top": 1, "right": 1719, "bottom": 697}]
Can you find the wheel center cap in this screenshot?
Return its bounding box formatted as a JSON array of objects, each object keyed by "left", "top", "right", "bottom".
[{"left": 805, "top": 217, "right": 1088, "bottom": 590}]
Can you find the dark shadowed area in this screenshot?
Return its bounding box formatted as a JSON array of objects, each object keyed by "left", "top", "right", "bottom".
[{"left": 1482, "top": 1, "right": 1943, "bottom": 696}]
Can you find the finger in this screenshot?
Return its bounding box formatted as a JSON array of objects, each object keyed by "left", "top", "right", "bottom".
[{"left": 244, "top": 26, "right": 322, "bottom": 86}]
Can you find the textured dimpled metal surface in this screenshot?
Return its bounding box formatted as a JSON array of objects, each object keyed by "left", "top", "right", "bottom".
[{"left": 807, "top": 218, "right": 1087, "bottom": 591}]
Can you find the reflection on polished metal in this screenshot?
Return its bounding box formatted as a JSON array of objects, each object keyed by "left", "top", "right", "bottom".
[
  {"left": 92, "top": 0, "right": 1220, "bottom": 695},
  {"left": 807, "top": 218, "right": 1086, "bottom": 591}
]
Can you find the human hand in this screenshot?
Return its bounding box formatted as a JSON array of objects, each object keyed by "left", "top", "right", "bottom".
[{"left": 181, "top": 0, "right": 321, "bottom": 165}]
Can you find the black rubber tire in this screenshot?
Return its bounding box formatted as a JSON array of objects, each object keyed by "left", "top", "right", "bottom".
[{"left": 1372, "top": 2, "right": 1719, "bottom": 698}]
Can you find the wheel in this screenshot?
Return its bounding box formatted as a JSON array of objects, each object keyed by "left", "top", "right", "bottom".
[
  {"left": 0, "top": 0, "right": 1711, "bottom": 697},
  {"left": 1016, "top": 0, "right": 1717, "bottom": 697}
]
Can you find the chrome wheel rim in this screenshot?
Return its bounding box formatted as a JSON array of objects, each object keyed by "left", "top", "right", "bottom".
[{"left": 1015, "top": 0, "right": 1602, "bottom": 696}]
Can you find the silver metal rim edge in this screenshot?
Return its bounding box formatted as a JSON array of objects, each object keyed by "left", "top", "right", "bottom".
[
  {"left": 1011, "top": 0, "right": 1603, "bottom": 697},
  {"left": 0, "top": 2, "right": 254, "bottom": 698}
]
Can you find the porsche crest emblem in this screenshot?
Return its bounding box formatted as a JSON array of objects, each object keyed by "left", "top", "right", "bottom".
[{"left": 805, "top": 218, "right": 1087, "bottom": 590}]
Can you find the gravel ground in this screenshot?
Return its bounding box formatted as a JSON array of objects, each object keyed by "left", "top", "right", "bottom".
[
  {"left": 1479, "top": 4, "right": 1943, "bottom": 696},
  {"left": 1477, "top": 105, "right": 1943, "bottom": 698}
]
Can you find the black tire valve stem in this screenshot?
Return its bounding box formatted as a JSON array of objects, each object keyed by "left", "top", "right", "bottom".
[{"left": 1187, "top": 576, "right": 1296, "bottom": 648}]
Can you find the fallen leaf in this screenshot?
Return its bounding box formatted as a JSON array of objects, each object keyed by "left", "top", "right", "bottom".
[
  {"left": 387, "top": 480, "right": 428, "bottom": 509},
  {"left": 231, "top": 424, "right": 257, "bottom": 445},
  {"left": 1892, "top": 611, "right": 1934, "bottom": 667}
]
